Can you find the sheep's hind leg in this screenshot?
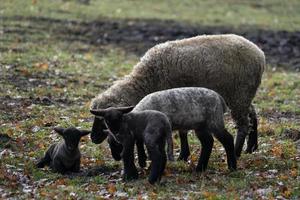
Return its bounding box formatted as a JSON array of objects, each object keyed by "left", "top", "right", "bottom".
[
  {"left": 178, "top": 130, "right": 190, "bottom": 161},
  {"left": 213, "top": 128, "right": 237, "bottom": 171},
  {"left": 136, "top": 140, "right": 147, "bottom": 168},
  {"left": 195, "top": 128, "right": 214, "bottom": 172},
  {"left": 246, "top": 104, "right": 258, "bottom": 153},
  {"left": 145, "top": 139, "right": 162, "bottom": 184},
  {"left": 234, "top": 113, "right": 249, "bottom": 157}
]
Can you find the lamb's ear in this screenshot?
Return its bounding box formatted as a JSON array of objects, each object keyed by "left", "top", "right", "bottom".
[
  {"left": 80, "top": 130, "right": 91, "bottom": 137},
  {"left": 54, "top": 127, "right": 65, "bottom": 136},
  {"left": 90, "top": 109, "right": 107, "bottom": 117},
  {"left": 117, "top": 106, "right": 134, "bottom": 114}
]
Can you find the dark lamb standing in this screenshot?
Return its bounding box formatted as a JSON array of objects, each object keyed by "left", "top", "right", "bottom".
[
  {"left": 91, "top": 108, "right": 173, "bottom": 184},
  {"left": 91, "top": 87, "right": 236, "bottom": 173},
  {"left": 36, "top": 127, "right": 90, "bottom": 174}
]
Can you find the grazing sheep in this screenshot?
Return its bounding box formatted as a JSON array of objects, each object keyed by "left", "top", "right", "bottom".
[
  {"left": 90, "top": 34, "right": 265, "bottom": 158},
  {"left": 36, "top": 127, "right": 90, "bottom": 174},
  {"left": 91, "top": 87, "right": 237, "bottom": 172},
  {"left": 91, "top": 108, "right": 173, "bottom": 184}
]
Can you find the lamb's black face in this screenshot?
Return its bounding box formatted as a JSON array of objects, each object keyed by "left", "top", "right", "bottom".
[
  {"left": 91, "top": 117, "right": 108, "bottom": 144},
  {"left": 54, "top": 127, "right": 90, "bottom": 151}
]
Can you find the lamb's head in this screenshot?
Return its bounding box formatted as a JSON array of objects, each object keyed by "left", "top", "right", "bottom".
[
  {"left": 54, "top": 127, "right": 90, "bottom": 151},
  {"left": 90, "top": 106, "right": 134, "bottom": 135},
  {"left": 90, "top": 106, "right": 134, "bottom": 160}
]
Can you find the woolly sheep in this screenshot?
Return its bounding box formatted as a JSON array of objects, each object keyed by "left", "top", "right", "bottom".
[
  {"left": 91, "top": 87, "right": 236, "bottom": 172},
  {"left": 36, "top": 127, "right": 90, "bottom": 174},
  {"left": 90, "top": 34, "right": 265, "bottom": 158},
  {"left": 91, "top": 108, "right": 174, "bottom": 184}
]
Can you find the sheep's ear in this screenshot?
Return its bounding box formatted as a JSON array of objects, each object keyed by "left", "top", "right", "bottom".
[
  {"left": 80, "top": 130, "right": 91, "bottom": 137},
  {"left": 90, "top": 109, "right": 107, "bottom": 117},
  {"left": 54, "top": 127, "right": 65, "bottom": 136},
  {"left": 117, "top": 106, "right": 134, "bottom": 114}
]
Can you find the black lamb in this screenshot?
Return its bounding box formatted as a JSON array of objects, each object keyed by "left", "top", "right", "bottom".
[
  {"left": 91, "top": 108, "right": 173, "bottom": 184},
  {"left": 36, "top": 127, "right": 90, "bottom": 174}
]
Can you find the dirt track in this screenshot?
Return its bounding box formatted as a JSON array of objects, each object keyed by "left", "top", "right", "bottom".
[{"left": 2, "top": 16, "right": 300, "bottom": 70}]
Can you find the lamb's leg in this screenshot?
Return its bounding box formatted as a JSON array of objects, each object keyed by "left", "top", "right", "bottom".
[
  {"left": 195, "top": 129, "right": 214, "bottom": 172},
  {"left": 178, "top": 130, "right": 190, "bottom": 161},
  {"left": 52, "top": 159, "right": 67, "bottom": 174},
  {"left": 159, "top": 140, "right": 167, "bottom": 182},
  {"left": 122, "top": 140, "right": 138, "bottom": 181},
  {"left": 234, "top": 112, "right": 249, "bottom": 157},
  {"left": 166, "top": 127, "right": 174, "bottom": 161},
  {"left": 214, "top": 128, "right": 237, "bottom": 171},
  {"left": 246, "top": 104, "right": 258, "bottom": 153},
  {"left": 136, "top": 139, "right": 147, "bottom": 168},
  {"left": 70, "top": 159, "right": 80, "bottom": 173},
  {"left": 36, "top": 144, "right": 55, "bottom": 168},
  {"left": 145, "top": 138, "right": 162, "bottom": 184}
]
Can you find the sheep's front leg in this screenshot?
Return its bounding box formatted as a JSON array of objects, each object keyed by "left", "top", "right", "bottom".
[
  {"left": 195, "top": 129, "right": 214, "bottom": 172},
  {"left": 246, "top": 104, "right": 258, "bottom": 153},
  {"left": 178, "top": 130, "right": 190, "bottom": 161},
  {"left": 136, "top": 139, "right": 147, "bottom": 168},
  {"left": 122, "top": 139, "right": 138, "bottom": 181}
]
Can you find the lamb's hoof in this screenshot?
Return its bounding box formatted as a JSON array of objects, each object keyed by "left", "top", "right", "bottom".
[
  {"left": 168, "top": 155, "right": 175, "bottom": 162},
  {"left": 36, "top": 161, "right": 45, "bottom": 168},
  {"left": 148, "top": 176, "right": 159, "bottom": 185},
  {"left": 123, "top": 171, "right": 138, "bottom": 181},
  {"left": 245, "top": 143, "right": 258, "bottom": 154},
  {"left": 138, "top": 160, "right": 147, "bottom": 168},
  {"left": 177, "top": 154, "right": 189, "bottom": 162}
]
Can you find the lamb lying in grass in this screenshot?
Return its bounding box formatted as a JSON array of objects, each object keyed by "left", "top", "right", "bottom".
[
  {"left": 91, "top": 87, "right": 236, "bottom": 172},
  {"left": 91, "top": 108, "right": 173, "bottom": 184},
  {"left": 36, "top": 127, "right": 90, "bottom": 174}
]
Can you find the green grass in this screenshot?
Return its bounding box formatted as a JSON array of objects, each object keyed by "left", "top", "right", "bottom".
[
  {"left": 0, "top": 0, "right": 300, "bottom": 199},
  {"left": 1, "top": 0, "right": 300, "bottom": 31}
]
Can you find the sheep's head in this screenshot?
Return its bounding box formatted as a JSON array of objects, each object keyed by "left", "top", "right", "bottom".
[{"left": 54, "top": 127, "right": 90, "bottom": 151}]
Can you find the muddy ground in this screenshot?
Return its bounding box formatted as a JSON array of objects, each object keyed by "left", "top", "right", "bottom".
[{"left": 2, "top": 16, "right": 300, "bottom": 71}]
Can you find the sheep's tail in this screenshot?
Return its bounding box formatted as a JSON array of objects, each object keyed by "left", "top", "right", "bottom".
[
  {"left": 219, "top": 94, "right": 228, "bottom": 114},
  {"left": 166, "top": 124, "right": 174, "bottom": 161}
]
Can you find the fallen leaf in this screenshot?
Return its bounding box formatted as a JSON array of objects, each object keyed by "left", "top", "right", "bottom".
[{"left": 107, "top": 183, "right": 116, "bottom": 194}]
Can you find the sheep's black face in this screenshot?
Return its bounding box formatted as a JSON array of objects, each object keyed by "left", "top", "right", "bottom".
[
  {"left": 54, "top": 127, "right": 90, "bottom": 151},
  {"left": 91, "top": 117, "right": 108, "bottom": 144}
]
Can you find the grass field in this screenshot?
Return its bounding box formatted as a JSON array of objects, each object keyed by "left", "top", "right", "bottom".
[{"left": 0, "top": 0, "right": 300, "bottom": 199}]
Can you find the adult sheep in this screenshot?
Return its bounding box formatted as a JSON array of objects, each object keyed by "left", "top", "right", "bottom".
[{"left": 90, "top": 34, "right": 265, "bottom": 158}]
